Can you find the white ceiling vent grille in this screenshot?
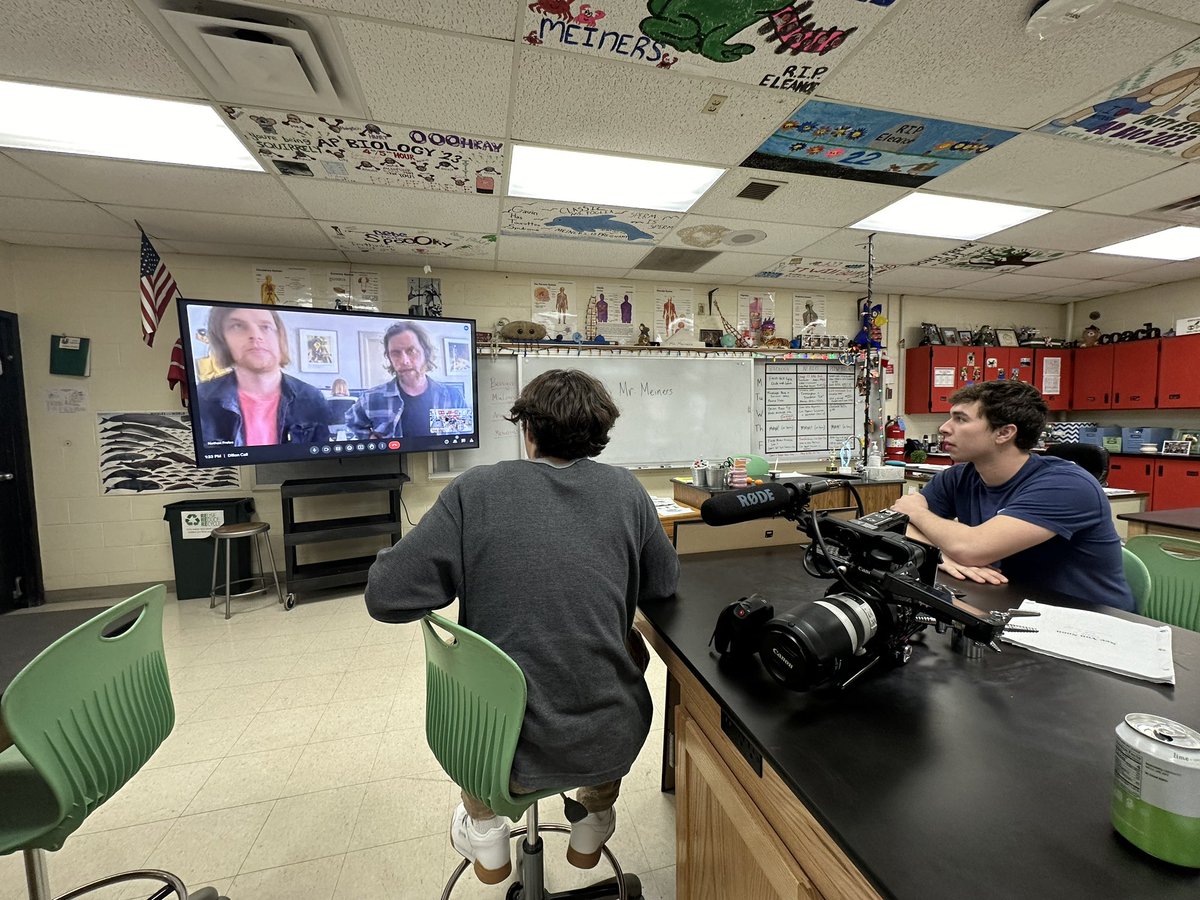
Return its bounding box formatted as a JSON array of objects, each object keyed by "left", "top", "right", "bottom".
[{"left": 134, "top": 0, "right": 367, "bottom": 117}]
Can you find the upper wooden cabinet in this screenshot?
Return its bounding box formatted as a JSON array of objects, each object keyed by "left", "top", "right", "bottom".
[{"left": 1158, "top": 334, "right": 1200, "bottom": 408}]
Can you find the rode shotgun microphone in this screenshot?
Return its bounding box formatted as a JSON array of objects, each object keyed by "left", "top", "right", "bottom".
[{"left": 700, "top": 479, "right": 835, "bottom": 526}]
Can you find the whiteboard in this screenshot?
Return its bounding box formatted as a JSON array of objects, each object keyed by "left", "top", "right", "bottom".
[
  {"left": 442, "top": 355, "right": 521, "bottom": 472},
  {"left": 520, "top": 356, "right": 754, "bottom": 467},
  {"left": 751, "top": 358, "right": 865, "bottom": 462}
]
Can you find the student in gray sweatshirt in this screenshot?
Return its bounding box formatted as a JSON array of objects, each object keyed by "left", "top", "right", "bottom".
[{"left": 365, "top": 368, "right": 679, "bottom": 884}]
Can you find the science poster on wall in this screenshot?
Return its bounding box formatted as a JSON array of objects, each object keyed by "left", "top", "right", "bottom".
[
  {"left": 915, "top": 243, "right": 1070, "bottom": 271},
  {"left": 791, "top": 292, "right": 827, "bottom": 336},
  {"left": 745, "top": 100, "right": 1019, "bottom": 187},
  {"left": 221, "top": 105, "right": 504, "bottom": 193},
  {"left": 97, "top": 412, "right": 239, "bottom": 494},
  {"left": 593, "top": 284, "right": 636, "bottom": 344},
  {"left": 533, "top": 279, "right": 578, "bottom": 339},
  {"left": 323, "top": 223, "right": 496, "bottom": 259},
  {"left": 521, "top": 0, "right": 897, "bottom": 96},
  {"left": 655, "top": 286, "right": 695, "bottom": 343},
  {"left": 502, "top": 200, "right": 680, "bottom": 243},
  {"left": 738, "top": 291, "right": 775, "bottom": 342},
  {"left": 254, "top": 267, "right": 312, "bottom": 307},
  {"left": 1039, "top": 38, "right": 1200, "bottom": 160},
  {"left": 328, "top": 270, "right": 381, "bottom": 310}
]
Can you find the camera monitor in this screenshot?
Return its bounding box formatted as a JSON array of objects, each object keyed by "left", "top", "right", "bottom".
[{"left": 177, "top": 299, "right": 479, "bottom": 468}]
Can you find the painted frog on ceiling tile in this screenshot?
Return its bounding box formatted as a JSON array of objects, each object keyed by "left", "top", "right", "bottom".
[{"left": 640, "top": 0, "right": 790, "bottom": 63}]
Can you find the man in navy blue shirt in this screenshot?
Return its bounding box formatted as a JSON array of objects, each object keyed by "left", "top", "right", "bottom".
[{"left": 892, "top": 380, "right": 1134, "bottom": 611}]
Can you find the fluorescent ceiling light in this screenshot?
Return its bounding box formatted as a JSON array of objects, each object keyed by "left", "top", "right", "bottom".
[
  {"left": 508, "top": 145, "right": 725, "bottom": 212},
  {"left": 849, "top": 193, "right": 1050, "bottom": 240},
  {"left": 0, "top": 80, "right": 262, "bottom": 171},
  {"left": 1092, "top": 226, "right": 1200, "bottom": 260}
]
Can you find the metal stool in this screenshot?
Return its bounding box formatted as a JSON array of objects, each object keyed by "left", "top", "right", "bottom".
[{"left": 208, "top": 521, "right": 291, "bottom": 619}]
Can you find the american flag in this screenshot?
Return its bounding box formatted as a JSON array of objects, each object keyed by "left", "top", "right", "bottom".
[
  {"left": 139, "top": 228, "right": 180, "bottom": 347},
  {"left": 167, "top": 338, "right": 189, "bottom": 408}
]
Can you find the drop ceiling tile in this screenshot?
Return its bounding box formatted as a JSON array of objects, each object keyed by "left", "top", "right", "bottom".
[
  {"left": 6, "top": 152, "right": 306, "bottom": 217},
  {"left": 931, "top": 288, "right": 1044, "bottom": 301},
  {"left": 511, "top": 49, "right": 796, "bottom": 165},
  {"left": 819, "top": 0, "right": 1198, "bottom": 128},
  {"left": 0, "top": 154, "right": 80, "bottom": 201},
  {"left": 289, "top": 0, "right": 516, "bottom": 39},
  {"left": 283, "top": 180, "right": 499, "bottom": 232},
  {"left": 1016, "top": 252, "right": 1165, "bottom": 279},
  {"left": 1038, "top": 280, "right": 1148, "bottom": 298},
  {"left": 1123, "top": 0, "right": 1200, "bottom": 24},
  {"left": 690, "top": 169, "right": 908, "bottom": 228},
  {"left": 627, "top": 269, "right": 743, "bottom": 285},
  {"left": 496, "top": 260, "right": 630, "bottom": 278},
  {"left": 160, "top": 241, "right": 348, "bottom": 262},
  {"left": 660, "top": 216, "right": 832, "bottom": 257},
  {"left": 873, "top": 266, "right": 1001, "bottom": 289},
  {"left": 962, "top": 272, "right": 1091, "bottom": 294},
  {"left": 930, "top": 133, "right": 1178, "bottom": 208},
  {"left": 0, "top": 0, "right": 201, "bottom": 95},
  {"left": 427, "top": 257, "right": 497, "bottom": 271},
  {"left": 497, "top": 235, "right": 648, "bottom": 268},
  {"left": 0, "top": 198, "right": 133, "bottom": 236},
  {"left": 983, "top": 210, "right": 1167, "bottom": 251},
  {"left": 1072, "top": 163, "right": 1200, "bottom": 216},
  {"left": 698, "top": 252, "right": 794, "bottom": 277},
  {"left": 0, "top": 230, "right": 137, "bottom": 251},
  {"left": 340, "top": 20, "right": 513, "bottom": 138},
  {"left": 737, "top": 277, "right": 859, "bottom": 292},
  {"left": 1118, "top": 258, "right": 1200, "bottom": 283},
  {"left": 801, "top": 232, "right": 966, "bottom": 265},
  {"left": 103, "top": 207, "right": 333, "bottom": 248}
]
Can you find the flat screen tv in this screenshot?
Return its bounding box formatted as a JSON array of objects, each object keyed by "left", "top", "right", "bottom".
[{"left": 177, "top": 299, "right": 479, "bottom": 468}]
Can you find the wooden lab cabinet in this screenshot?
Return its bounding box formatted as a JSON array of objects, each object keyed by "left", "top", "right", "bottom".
[
  {"left": 1158, "top": 334, "right": 1200, "bottom": 408},
  {"left": 1033, "top": 348, "right": 1073, "bottom": 411},
  {"left": 1071, "top": 341, "right": 1159, "bottom": 410},
  {"left": 1106, "top": 455, "right": 1200, "bottom": 511}
]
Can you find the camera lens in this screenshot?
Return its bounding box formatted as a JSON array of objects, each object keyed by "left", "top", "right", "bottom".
[{"left": 760, "top": 593, "right": 878, "bottom": 691}]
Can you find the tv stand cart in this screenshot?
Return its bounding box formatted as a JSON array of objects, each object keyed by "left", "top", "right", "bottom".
[{"left": 279, "top": 472, "right": 409, "bottom": 606}]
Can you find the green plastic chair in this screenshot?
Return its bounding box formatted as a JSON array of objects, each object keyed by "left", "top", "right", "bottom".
[
  {"left": 1125, "top": 535, "right": 1200, "bottom": 632},
  {"left": 421, "top": 612, "right": 635, "bottom": 899},
  {"left": 0, "top": 586, "right": 223, "bottom": 900},
  {"left": 1121, "top": 546, "right": 1152, "bottom": 612}
]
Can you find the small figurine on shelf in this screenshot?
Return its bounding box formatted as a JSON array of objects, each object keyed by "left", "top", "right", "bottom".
[{"left": 636, "top": 323, "right": 651, "bottom": 345}]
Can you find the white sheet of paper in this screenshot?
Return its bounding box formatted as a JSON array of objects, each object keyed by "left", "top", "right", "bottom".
[{"left": 1001, "top": 600, "right": 1175, "bottom": 685}]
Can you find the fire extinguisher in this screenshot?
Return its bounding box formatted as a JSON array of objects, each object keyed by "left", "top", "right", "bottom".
[{"left": 885, "top": 416, "right": 906, "bottom": 463}]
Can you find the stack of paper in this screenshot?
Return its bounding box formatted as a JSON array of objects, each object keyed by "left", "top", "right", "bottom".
[
  {"left": 1001, "top": 600, "right": 1175, "bottom": 684},
  {"left": 649, "top": 494, "right": 696, "bottom": 518}
]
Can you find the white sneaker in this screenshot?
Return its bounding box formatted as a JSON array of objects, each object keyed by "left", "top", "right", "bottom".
[
  {"left": 450, "top": 803, "right": 512, "bottom": 884},
  {"left": 566, "top": 807, "right": 616, "bottom": 869}
]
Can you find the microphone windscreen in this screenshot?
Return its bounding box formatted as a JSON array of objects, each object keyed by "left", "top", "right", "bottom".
[{"left": 700, "top": 482, "right": 796, "bottom": 526}]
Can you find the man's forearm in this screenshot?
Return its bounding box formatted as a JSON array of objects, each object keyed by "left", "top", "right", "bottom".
[{"left": 903, "top": 508, "right": 996, "bottom": 566}]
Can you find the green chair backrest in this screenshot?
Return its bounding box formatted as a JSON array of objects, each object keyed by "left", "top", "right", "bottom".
[
  {"left": 0, "top": 585, "right": 173, "bottom": 851},
  {"left": 1121, "top": 546, "right": 1152, "bottom": 612},
  {"left": 1125, "top": 535, "right": 1200, "bottom": 632},
  {"left": 421, "top": 613, "right": 561, "bottom": 822}
]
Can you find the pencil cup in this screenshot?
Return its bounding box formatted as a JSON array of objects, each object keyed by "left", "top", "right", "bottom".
[
  {"left": 692, "top": 466, "right": 708, "bottom": 488},
  {"left": 708, "top": 464, "right": 725, "bottom": 488}
]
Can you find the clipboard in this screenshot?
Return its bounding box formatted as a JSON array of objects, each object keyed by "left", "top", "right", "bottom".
[{"left": 49, "top": 334, "right": 91, "bottom": 377}]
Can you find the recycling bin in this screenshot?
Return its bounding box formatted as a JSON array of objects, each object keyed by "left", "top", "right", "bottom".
[{"left": 163, "top": 497, "right": 255, "bottom": 600}]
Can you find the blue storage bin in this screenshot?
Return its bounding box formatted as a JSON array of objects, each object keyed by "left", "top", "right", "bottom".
[
  {"left": 1121, "top": 427, "right": 1175, "bottom": 453},
  {"left": 1078, "top": 426, "right": 1120, "bottom": 448}
]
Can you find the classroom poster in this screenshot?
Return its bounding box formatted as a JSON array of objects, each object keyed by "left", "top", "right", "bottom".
[
  {"left": 1039, "top": 38, "right": 1200, "bottom": 160},
  {"left": 502, "top": 200, "right": 680, "bottom": 243},
  {"left": 915, "top": 243, "right": 1070, "bottom": 271},
  {"left": 592, "top": 284, "right": 636, "bottom": 344},
  {"left": 738, "top": 291, "right": 776, "bottom": 343},
  {"left": 328, "top": 270, "right": 381, "bottom": 310},
  {"left": 255, "top": 267, "right": 312, "bottom": 307},
  {"left": 521, "top": 0, "right": 896, "bottom": 96},
  {"left": 655, "top": 286, "right": 695, "bottom": 343},
  {"left": 791, "top": 292, "right": 827, "bottom": 337},
  {"left": 323, "top": 223, "right": 496, "bottom": 259},
  {"left": 97, "top": 412, "right": 239, "bottom": 494},
  {"left": 46, "top": 387, "right": 87, "bottom": 414},
  {"left": 221, "top": 105, "right": 504, "bottom": 192},
  {"left": 532, "top": 279, "right": 578, "bottom": 340},
  {"left": 758, "top": 360, "right": 857, "bottom": 456},
  {"left": 745, "top": 100, "right": 1019, "bottom": 187}
]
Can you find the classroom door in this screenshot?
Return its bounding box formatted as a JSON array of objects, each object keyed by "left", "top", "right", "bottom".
[{"left": 0, "top": 311, "right": 43, "bottom": 609}]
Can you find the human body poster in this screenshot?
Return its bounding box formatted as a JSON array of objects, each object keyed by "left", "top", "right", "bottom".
[
  {"left": 746, "top": 100, "right": 1019, "bottom": 187},
  {"left": 738, "top": 291, "right": 776, "bottom": 342},
  {"left": 254, "top": 267, "right": 312, "bottom": 307},
  {"left": 593, "top": 284, "right": 636, "bottom": 344},
  {"left": 221, "top": 105, "right": 504, "bottom": 192},
  {"left": 791, "top": 292, "right": 827, "bottom": 336},
  {"left": 503, "top": 200, "right": 679, "bottom": 243},
  {"left": 1039, "top": 38, "right": 1200, "bottom": 160},
  {"left": 522, "top": 0, "right": 896, "bottom": 96},
  {"left": 328, "top": 270, "right": 381, "bottom": 310},
  {"left": 655, "top": 286, "right": 695, "bottom": 343},
  {"left": 533, "top": 280, "right": 578, "bottom": 339}
]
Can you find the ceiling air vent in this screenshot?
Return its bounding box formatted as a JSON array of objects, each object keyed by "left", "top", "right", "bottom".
[
  {"left": 1152, "top": 193, "right": 1200, "bottom": 218},
  {"left": 133, "top": 0, "right": 367, "bottom": 116},
  {"left": 634, "top": 247, "right": 721, "bottom": 273},
  {"left": 736, "top": 180, "right": 784, "bottom": 201}
]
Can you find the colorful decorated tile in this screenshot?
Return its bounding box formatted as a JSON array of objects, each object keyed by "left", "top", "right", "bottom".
[
  {"left": 502, "top": 200, "right": 681, "bottom": 242},
  {"left": 324, "top": 223, "right": 496, "bottom": 258},
  {"left": 914, "top": 243, "right": 1071, "bottom": 271}
]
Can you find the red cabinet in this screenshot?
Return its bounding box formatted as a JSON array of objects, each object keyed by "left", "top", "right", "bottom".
[
  {"left": 1106, "top": 455, "right": 1154, "bottom": 493},
  {"left": 1111, "top": 340, "right": 1159, "bottom": 409},
  {"left": 1153, "top": 458, "right": 1200, "bottom": 510},
  {"left": 1158, "top": 334, "right": 1200, "bottom": 408},
  {"left": 1071, "top": 345, "right": 1115, "bottom": 409},
  {"left": 982, "top": 347, "right": 1034, "bottom": 384},
  {"left": 1033, "top": 348, "right": 1073, "bottom": 411},
  {"left": 905, "top": 346, "right": 964, "bottom": 414}
]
